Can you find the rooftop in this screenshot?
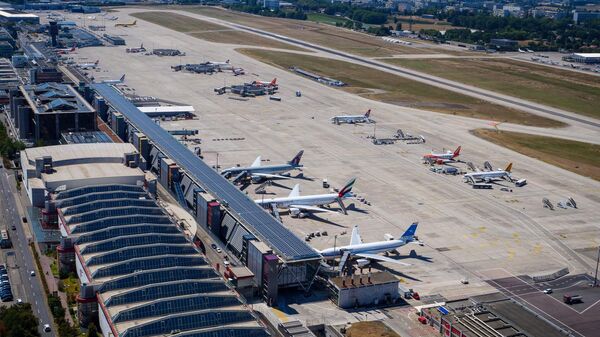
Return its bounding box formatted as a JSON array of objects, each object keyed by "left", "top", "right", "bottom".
[
  {"left": 20, "top": 82, "right": 94, "bottom": 115},
  {"left": 330, "top": 271, "right": 398, "bottom": 289},
  {"left": 573, "top": 53, "right": 600, "bottom": 58},
  {"left": 56, "top": 184, "right": 268, "bottom": 337},
  {"left": 22, "top": 143, "right": 144, "bottom": 192},
  {"left": 0, "top": 9, "right": 38, "bottom": 18}
]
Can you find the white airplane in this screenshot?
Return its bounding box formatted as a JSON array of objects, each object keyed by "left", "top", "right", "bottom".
[
  {"left": 100, "top": 74, "right": 125, "bottom": 84},
  {"left": 422, "top": 146, "right": 461, "bottom": 164},
  {"left": 518, "top": 48, "right": 526, "bottom": 53},
  {"left": 256, "top": 178, "right": 356, "bottom": 218},
  {"left": 204, "top": 60, "right": 233, "bottom": 70},
  {"left": 320, "top": 223, "right": 420, "bottom": 267},
  {"left": 77, "top": 60, "right": 99, "bottom": 70},
  {"left": 331, "top": 109, "right": 372, "bottom": 124},
  {"left": 221, "top": 150, "right": 304, "bottom": 184},
  {"left": 464, "top": 163, "right": 513, "bottom": 183}
]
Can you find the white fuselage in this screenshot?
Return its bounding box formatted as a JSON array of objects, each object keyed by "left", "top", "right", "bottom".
[
  {"left": 320, "top": 239, "right": 406, "bottom": 258},
  {"left": 331, "top": 115, "right": 369, "bottom": 124},
  {"left": 222, "top": 164, "right": 297, "bottom": 176},
  {"left": 464, "top": 170, "right": 509, "bottom": 182},
  {"left": 256, "top": 193, "right": 337, "bottom": 208}
]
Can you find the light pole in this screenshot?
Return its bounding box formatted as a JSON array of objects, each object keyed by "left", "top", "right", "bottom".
[
  {"left": 333, "top": 234, "right": 338, "bottom": 254},
  {"left": 594, "top": 246, "right": 599, "bottom": 287}
]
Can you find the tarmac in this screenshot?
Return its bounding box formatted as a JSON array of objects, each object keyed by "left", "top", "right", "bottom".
[{"left": 55, "top": 8, "right": 600, "bottom": 333}]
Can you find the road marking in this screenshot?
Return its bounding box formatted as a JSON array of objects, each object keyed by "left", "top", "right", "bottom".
[{"left": 579, "top": 297, "right": 600, "bottom": 314}]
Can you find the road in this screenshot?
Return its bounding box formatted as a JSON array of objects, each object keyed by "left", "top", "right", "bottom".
[
  {"left": 0, "top": 167, "right": 56, "bottom": 337},
  {"left": 176, "top": 9, "right": 600, "bottom": 130}
]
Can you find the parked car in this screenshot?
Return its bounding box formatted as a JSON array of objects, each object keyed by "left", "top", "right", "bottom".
[
  {"left": 30, "top": 270, "right": 35, "bottom": 277},
  {"left": 210, "top": 243, "right": 217, "bottom": 249},
  {"left": 43, "top": 324, "right": 51, "bottom": 333},
  {"left": 543, "top": 288, "right": 553, "bottom": 294}
]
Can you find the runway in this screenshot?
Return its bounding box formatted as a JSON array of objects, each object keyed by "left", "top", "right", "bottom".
[{"left": 178, "top": 9, "right": 600, "bottom": 130}]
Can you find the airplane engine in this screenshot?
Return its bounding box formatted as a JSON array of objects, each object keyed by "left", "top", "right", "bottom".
[
  {"left": 290, "top": 208, "right": 305, "bottom": 218},
  {"left": 436, "top": 159, "right": 444, "bottom": 165},
  {"left": 356, "top": 259, "right": 370, "bottom": 267}
]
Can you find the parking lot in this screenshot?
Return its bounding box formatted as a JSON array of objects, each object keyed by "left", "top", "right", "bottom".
[{"left": 485, "top": 269, "right": 600, "bottom": 337}]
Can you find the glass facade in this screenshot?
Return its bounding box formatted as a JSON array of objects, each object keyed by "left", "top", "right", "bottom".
[
  {"left": 99, "top": 267, "right": 218, "bottom": 293},
  {"left": 113, "top": 295, "right": 241, "bottom": 323},
  {"left": 56, "top": 184, "right": 143, "bottom": 200},
  {"left": 67, "top": 207, "right": 165, "bottom": 225},
  {"left": 63, "top": 198, "right": 156, "bottom": 216},
  {"left": 80, "top": 233, "right": 187, "bottom": 253},
  {"left": 93, "top": 256, "right": 207, "bottom": 279},
  {"left": 87, "top": 244, "right": 198, "bottom": 266},
  {"left": 121, "top": 311, "right": 255, "bottom": 337},
  {"left": 57, "top": 191, "right": 147, "bottom": 208},
  {"left": 106, "top": 281, "right": 229, "bottom": 307},
  {"left": 71, "top": 215, "right": 172, "bottom": 234},
  {"left": 57, "top": 184, "right": 267, "bottom": 337},
  {"left": 177, "top": 328, "right": 269, "bottom": 337}
]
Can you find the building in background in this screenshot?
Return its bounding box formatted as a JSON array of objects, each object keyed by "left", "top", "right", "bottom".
[
  {"left": 9, "top": 82, "right": 96, "bottom": 144},
  {"left": 573, "top": 11, "right": 600, "bottom": 24},
  {"left": 0, "top": 9, "right": 39, "bottom": 24}
]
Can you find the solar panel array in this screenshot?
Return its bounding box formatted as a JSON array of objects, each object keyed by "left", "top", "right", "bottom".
[{"left": 93, "top": 84, "right": 320, "bottom": 262}]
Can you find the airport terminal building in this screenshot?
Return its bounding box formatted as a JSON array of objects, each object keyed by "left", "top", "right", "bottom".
[{"left": 21, "top": 143, "right": 269, "bottom": 337}]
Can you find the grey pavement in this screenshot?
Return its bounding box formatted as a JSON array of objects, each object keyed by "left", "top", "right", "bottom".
[{"left": 0, "top": 166, "right": 57, "bottom": 337}]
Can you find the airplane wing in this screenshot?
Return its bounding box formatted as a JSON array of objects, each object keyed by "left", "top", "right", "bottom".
[
  {"left": 288, "top": 205, "right": 340, "bottom": 214},
  {"left": 355, "top": 253, "right": 411, "bottom": 266},
  {"left": 350, "top": 225, "right": 363, "bottom": 246},
  {"left": 251, "top": 173, "right": 291, "bottom": 180},
  {"left": 250, "top": 156, "right": 261, "bottom": 167}
]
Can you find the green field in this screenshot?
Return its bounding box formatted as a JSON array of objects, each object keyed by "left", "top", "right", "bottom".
[
  {"left": 472, "top": 129, "right": 600, "bottom": 181},
  {"left": 386, "top": 58, "right": 600, "bottom": 119},
  {"left": 237, "top": 48, "right": 565, "bottom": 127},
  {"left": 131, "top": 12, "right": 306, "bottom": 51},
  {"left": 179, "top": 6, "right": 432, "bottom": 56},
  {"left": 307, "top": 13, "right": 350, "bottom": 25}
]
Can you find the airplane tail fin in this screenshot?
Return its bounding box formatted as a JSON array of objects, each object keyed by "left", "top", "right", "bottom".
[
  {"left": 288, "top": 184, "right": 300, "bottom": 198},
  {"left": 453, "top": 146, "right": 461, "bottom": 158},
  {"left": 505, "top": 162, "right": 513, "bottom": 173},
  {"left": 119, "top": 74, "right": 126, "bottom": 82},
  {"left": 289, "top": 150, "right": 303, "bottom": 166},
  {"left": 338, "top": 178, "right": 356, "bottom": 198},
  {"left": 401, "top": 222, "right": 418, "bottom": 241},
  {"left": 140, "top": 43, "right": 144, "bottom": 49},
  {"left": 365, "top": 109, "right": 371, "bottom": 118},
  {"left": 226, "top": 59, "right": 230, "bottom": 64},
  {"left": 133, "top": 20, "right": 137, "bottom": 25},
  {"left": 95, "top": 60, "right": 99, "bottom": 65},
  {"left": 270, "top": 78, "right": 277, "bottom": 86}
]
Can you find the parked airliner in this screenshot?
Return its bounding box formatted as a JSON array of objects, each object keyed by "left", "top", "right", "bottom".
[
  {"left": 320, "top": 223, "right": 420, "bottom": 266},
  {"left": 255, "top": 178, "right": 356, "bottom": 218},
  {"left": 221, "top": 151, "right": 304, "bottom": 183}
]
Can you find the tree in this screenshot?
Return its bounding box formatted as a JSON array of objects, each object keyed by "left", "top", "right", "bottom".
[
  {"left": 0, "top": 303, "right": 40, "bottom": 337},
  {"left": 87, "top": 323, "right": 98, "bottom": 337}
]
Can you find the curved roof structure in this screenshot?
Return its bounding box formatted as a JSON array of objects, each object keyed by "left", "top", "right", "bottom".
[{"left": 56, "top": 184, "right": 268, "bottom": 337}]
